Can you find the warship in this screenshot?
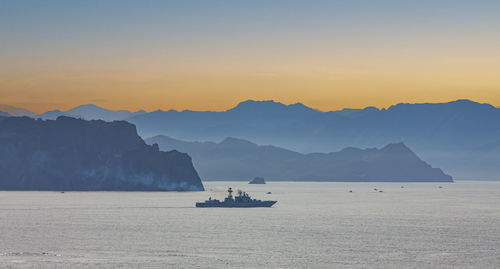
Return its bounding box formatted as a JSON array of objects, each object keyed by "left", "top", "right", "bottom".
[{"left": 196, "top": 187, "right": 277, "bottom": 208}]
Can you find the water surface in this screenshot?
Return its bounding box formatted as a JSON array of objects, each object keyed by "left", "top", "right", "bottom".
[{"left": 1, "top": 181, "right": 499, "bottom": 268}]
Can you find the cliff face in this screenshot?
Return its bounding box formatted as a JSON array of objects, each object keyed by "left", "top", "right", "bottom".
[{"left": 0, "top": 116, "right": 204, "bottom": 191}]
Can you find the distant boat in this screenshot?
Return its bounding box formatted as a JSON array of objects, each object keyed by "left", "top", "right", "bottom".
[
  {"left": 349, "top": 190, "right": 353, "bottom": 193},
  {"left": 266, "top": 192, "right": 272, "bottom": 194},
  {"left": 196, "top": 187, "right": 276, "bottom": 208},
  {"left": 379, "top": 190, "right": 383, "bottom": 193},
  {"left": 249, "top": 177, "right": 266, "bottom": 184}
]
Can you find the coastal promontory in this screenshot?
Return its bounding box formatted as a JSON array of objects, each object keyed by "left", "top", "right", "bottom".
[
  {"left": 147, "top": 135, "right": 453, "bottom": 182},
  {"left": 0, "top": 116, "right": 204, "bottom": 191}
]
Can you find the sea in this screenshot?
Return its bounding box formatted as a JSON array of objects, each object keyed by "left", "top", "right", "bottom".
[{"left": 1, "top": 181, "right": 499, "bottom": 268}]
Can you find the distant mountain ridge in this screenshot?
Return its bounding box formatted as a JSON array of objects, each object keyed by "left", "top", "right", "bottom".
[
  {"left": 147, "top": 135, "right": 452, "bottom": 182},
  {"left": 37, "top": 104, "right": 146, "bottom": 121},
  {"left": 6, "top": 99, "right": 500, "bottom": 179},
  {"left": 128, "top": 99, "right": 500, "bottom": 150},
  {"left": 131, "top": 99, "right": 500, "bottom": 180}
]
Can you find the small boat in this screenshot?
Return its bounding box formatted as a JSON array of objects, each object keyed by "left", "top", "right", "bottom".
[
  {"left": 349, "top": 190, "right": 353, "bottom": 193},
  {"left": 266, "top": 192, "right": 272, "bottom": 194}
]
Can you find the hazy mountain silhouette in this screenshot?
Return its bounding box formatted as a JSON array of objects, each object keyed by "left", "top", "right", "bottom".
[
  {"left": 37, "top": 104, "right": 146, "bottom": 121},
  {"left": 128, "top": 100, "right": 323, "bottom": 143},
  {"left": 0, "top": 110, "right": 10, "bottom": 117},
  {"left": 9, "top": 99, "right": 499, "bottom": 180},
  {"left": 0, "top": 104, "right": 35, "bottom": 117},
  {"left": 37, "top": 109, "right": 65, "bottom": 119},
  {"left": 0, "top": 116, "right": 203, "bottom": 191},
  {"left": 130, "top": 99, "right": 500, "bottom": 180},
  {"left": 147, "top": 135, "right": 452, "bottom": 182}
]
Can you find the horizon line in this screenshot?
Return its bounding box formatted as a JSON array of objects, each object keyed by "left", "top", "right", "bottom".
[{"left": 0, "top": 98, "right": 494, "bottom": 115}]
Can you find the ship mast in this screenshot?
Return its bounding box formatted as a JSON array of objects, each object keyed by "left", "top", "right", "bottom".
[{"left": 227, "top": 187, "right": 233, "bottom": 199}]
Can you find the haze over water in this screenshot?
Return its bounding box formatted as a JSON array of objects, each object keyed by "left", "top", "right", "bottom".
[{"left": 1, "top": 181, "right": 499, "bottom": 268}]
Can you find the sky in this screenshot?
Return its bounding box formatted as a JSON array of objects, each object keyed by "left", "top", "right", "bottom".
[{"left": 1, "top": 0, "right": 500, "bottom": 113}]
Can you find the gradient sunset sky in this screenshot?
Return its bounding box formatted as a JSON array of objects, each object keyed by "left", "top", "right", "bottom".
[{"left": 1, "top": 0, "right": 499, "bottom": 113}]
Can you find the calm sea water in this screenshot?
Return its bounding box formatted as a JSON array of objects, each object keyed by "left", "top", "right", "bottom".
[{"left": 1, "top": 181, "right": 499, "bottom": 268}]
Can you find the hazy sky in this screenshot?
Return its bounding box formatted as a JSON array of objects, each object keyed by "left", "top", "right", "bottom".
[{"left": 1, "top": 0, "right": 500, "bottom": 113}]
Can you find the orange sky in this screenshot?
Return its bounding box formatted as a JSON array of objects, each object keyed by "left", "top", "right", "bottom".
[
  {"left": 2, "top": 48, "right": 499, "bottom": 113},
  {"left": 1, "top": 1, "right": 499, "bottom": 113}
]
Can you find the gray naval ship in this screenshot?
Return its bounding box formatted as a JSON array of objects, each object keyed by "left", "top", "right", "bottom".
[{"left": 196, "top": 187, "right": 277, "bottom": 208}]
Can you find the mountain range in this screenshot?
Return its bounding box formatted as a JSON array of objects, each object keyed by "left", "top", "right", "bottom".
[
  {"left": 129, "top": 99, "right": 500, "bottom": 180},
  {"left": 146, "top": 135, "right": 452, "bottom": 182},
  {"left": 3, "top": 99, "right": 499, "bottom": 180}
]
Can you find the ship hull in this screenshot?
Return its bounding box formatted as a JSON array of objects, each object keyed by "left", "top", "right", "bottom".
[{"left": 196, "top": 201, "right": 276, "bottom": 208}]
